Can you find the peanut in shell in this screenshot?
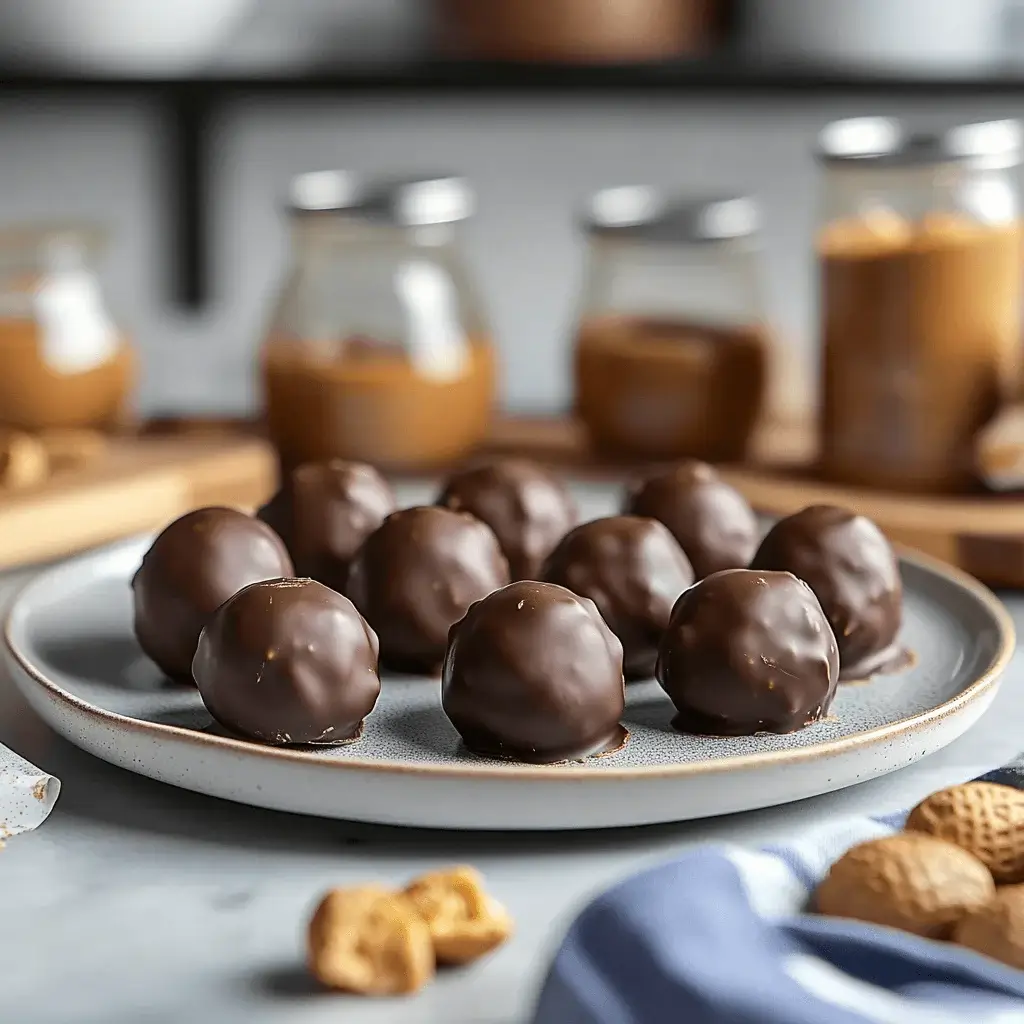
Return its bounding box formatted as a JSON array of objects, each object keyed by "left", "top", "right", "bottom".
[
  {"left": 906, "top": 782, "right": 1024, "bottom": 884},
  {"left": 815, "top": 833, "right": 995, "bottom": 940},
  {"left": 955, "top": 884, "right": 1024, "bottom": 970}
]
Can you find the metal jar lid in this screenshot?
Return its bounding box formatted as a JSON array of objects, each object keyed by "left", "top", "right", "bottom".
[
  {"left": 287, "top": 172, "right": 475, "bottom": 226},
  {"left": 365, "top": 174, "right": 475, "bottom": 227},
  {"left": 288, "top": 170, "right": 367, "bottom": 214},
  {"left": 817, "top": 117, "right": 1023, "bottom": 170},
  {"left": 582, "top": 187, "right": 760, "bottom": 244}
]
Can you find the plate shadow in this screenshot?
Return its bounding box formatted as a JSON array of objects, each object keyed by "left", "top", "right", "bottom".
[
  {"left": 33, "top": 633, "right": 175, "bottom": 692},
  {"left": 384, "top": 702, "right": 464, "bottom": 760}
]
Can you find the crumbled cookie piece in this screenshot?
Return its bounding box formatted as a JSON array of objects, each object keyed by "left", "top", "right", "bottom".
[
  {"left": 404, "top": 865, "right": 513, "bottom": 964},
  {"left": 307, "top": 885, "right": 434, "bottom": 996},
  {"left": 0, "top": 431, "right": 48, "bottom": 489},
  {"left": 38, "top": 428, "right": 107, "bottom": 472}
]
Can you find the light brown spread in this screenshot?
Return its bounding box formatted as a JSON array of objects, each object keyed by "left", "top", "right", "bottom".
[
  {"left": 0, "top": 318, "right": 133, "bottom": 431},
  {"left": 574, "top": 315, "right": 768, "bottom": 463},
  {"left": 819, "top": 213, "right": 1022, "bottom": 493},
  {"left": 262, "top": 334, "right": 495, "bottom": 471}
]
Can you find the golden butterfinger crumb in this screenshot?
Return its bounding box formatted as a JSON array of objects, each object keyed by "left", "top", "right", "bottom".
[
  {"left": 815, "top": 833, "right": 994, "bottom": 940},
  {"left": 307, "top": 885, "right": 435, "bottom": 996},
  {"left": 955, "top": 885, "right": 1024, "bottom": 969},
  {"left": 404, "top": 866, "right": 513, "bottom": 964},
  {"left": 38, "top": 428, "right": 108, "bottom": 471},
  {"left": 906, "top": 783, "right": 1024, "bottom": 884},
  {"left": 0, "top": 431, "right": 48, "bottom": 489},
  {"left": 975, "top": 405, "right": 1024, "bottom": 491}
]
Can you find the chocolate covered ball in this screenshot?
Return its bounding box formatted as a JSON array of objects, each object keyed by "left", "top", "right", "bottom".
[
  {"left": 257, "top": 460, "right": 395, "bottom": 592},
  {"left": 541, "top": 515, "right": 693, "bottom": 680},
  {"left": 750, "top": 505, "right": 903, "bottom": 680},
  {"left": 193, "top": 578, "right": 380, "bottom": 746},
  {"left": 623, "top": 460, "right": 758, "bottom": 579},
  {"left": 347, "top": 506, "right": 510, "bottom": 674},
  {"left": 437, "top": 459, "right": 577, "bottom": 581},
  {"left": 254, "top": 486, "right": 291, "bottom": 545},
  {"left": 442, "top": 580, "right": 626, "bottom": 763},
  {"left": 656, "top": 568, "right": 839, "bottom": 736},
  {"left": 132, "top": 507, "right": 294, "bottom": 682}
]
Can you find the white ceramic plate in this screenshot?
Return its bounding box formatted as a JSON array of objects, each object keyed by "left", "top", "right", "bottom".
[{"left": 3, "top": 525, "right": 1014, "bottom": 830}]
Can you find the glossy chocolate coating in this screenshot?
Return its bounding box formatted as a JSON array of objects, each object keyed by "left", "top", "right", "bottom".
[
  {"left": 257, "top": 460, "right": 396, "bottom": 592},
  {"left": 623, "top": 460, "right": 759, "bottom": 579},
  {"left": 656, "top": 568, "right": 839, "bottom": 736},
  {"left": 132, "top": 507, "right": 294, "bottom": 682},
  {"left": 255, "top": 486, "right": 292, "bottom": 546},
  {"left": 750, "top": 505, "right": 903, "bottom": 679},
  {"left": 347, "top": 506, "right": 510, "bottom": 674},
  {"left": 442, "top": 580, "right": 626, "bottom": 763},
  {"left": 193, "top": 578, "right": 380, "bottom": 746},
  {"left": 541, "top": 515, "right": 693, "bottom": 679},
  {"left": 437, "top": 459, "right": 578, "bottom": 581}
]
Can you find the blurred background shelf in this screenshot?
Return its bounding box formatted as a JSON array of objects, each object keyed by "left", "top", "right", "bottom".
[
  {"left": 11, "top": 59, "right": 1024, "bottom": 313},
  {"left": 5, "top": 0, "right": 1024, "bottom": 421}
]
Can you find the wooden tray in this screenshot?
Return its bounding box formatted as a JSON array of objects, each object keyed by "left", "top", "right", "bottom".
[
  {"left": 0, "top": 435, "right": 276, "bottom": 571},
  {"left": 105, "top": 413, "right": 1024, "bottom": 590},
  {"left": 480, "top": 416, "right": 1024, "bottom": 591}
]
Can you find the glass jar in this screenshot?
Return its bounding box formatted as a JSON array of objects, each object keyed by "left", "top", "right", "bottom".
[
  {"left": 0, "top": 224, "right": 133, "bottom": 431},
  {"left": 573, "top": 188, "right": 769, "bottom": 463},
  {"left": 262, "top": 171, "right": 495, "bottom": 472},
  {"left": 817, "top": 117, "right": 1023, "bottom": 494}
]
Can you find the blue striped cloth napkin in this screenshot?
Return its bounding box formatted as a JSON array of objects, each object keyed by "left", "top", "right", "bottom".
[{"left": 532, "top": 761, "right": 1024, "bottom": 1024}]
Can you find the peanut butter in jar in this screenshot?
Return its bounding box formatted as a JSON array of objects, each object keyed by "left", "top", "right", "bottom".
[
  {"left": 572, "top": 190, "right": 772, "bottom": 464},
  {"left": 816, "top": 118, "right": 1024, "bottom": 494},
  {"left": 261, "top": 172, "right": 496, "bottom": 473},
  {"left": 576, "top": 315, "right": 767, "bottom": 462},
  {"left": 0, "top": 226, "right": 134, "bottom": 431},
  {"left": 263, "top": 332, "right": 494, "bottom": 471}
]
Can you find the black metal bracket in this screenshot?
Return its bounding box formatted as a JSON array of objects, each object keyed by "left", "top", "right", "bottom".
[{"left": 164, "top": 86, "right": 212, "bottom": 309}]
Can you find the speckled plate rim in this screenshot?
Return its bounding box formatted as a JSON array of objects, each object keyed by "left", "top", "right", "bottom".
[{"left": 3, "top": 537, "right": 1016, "bottom": 783}]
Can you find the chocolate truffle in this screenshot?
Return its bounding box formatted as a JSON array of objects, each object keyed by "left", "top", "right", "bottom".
[
  {"left": 442, "top": 580, "right": 626, "bottom": 763},
  {"left": 347, "top": 506, "right": 510, "bottom": 674},
  {"left": 656, "top": 569, "right": 839, "bottom": 736},
  {"left": 257, "top": 460, "right": 396, "bottom": 591},
  {"left": 623, "top": 460, "right": 758, "bottom": 579},
  {"left": 750, "top": 505, "right": 903, "bottom": 680},
  {"left": 541, "top": 515, "right": 693, "bottom": 679},
  {"left": 193, "top": 578, "right": 380, "bottom": 746},
  {"left": 255, "top": 485, "right": 291, "bottom": 544},
  {"left": 437, "top": 459, "right": 577, "bottom": 581},
  {"left": 132, "top": 506, "right": 294, "bottom": 682}
]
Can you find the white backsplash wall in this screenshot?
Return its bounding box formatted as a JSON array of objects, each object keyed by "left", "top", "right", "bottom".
[{"left": 0, "top": 92, "right": 1022, "bottom": 417}]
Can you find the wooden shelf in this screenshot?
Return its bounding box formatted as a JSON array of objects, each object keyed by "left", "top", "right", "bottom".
[{"left": 483, "top": 414, "right": 1024, "bottom": 590}]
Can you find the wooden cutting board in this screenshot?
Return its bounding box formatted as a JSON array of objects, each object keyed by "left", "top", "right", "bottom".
[{"left": 0, "top": 435, "right": 277, "bottom": 571}]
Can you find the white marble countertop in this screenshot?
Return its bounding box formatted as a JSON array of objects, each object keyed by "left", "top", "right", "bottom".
[{"left": 2, "top": 559, "right": 1023, "bottom": 1024}]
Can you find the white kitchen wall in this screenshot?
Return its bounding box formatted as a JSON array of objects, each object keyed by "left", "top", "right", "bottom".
[{"left": 0, "top": 92, "right": 1021, "bottom": 417}]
